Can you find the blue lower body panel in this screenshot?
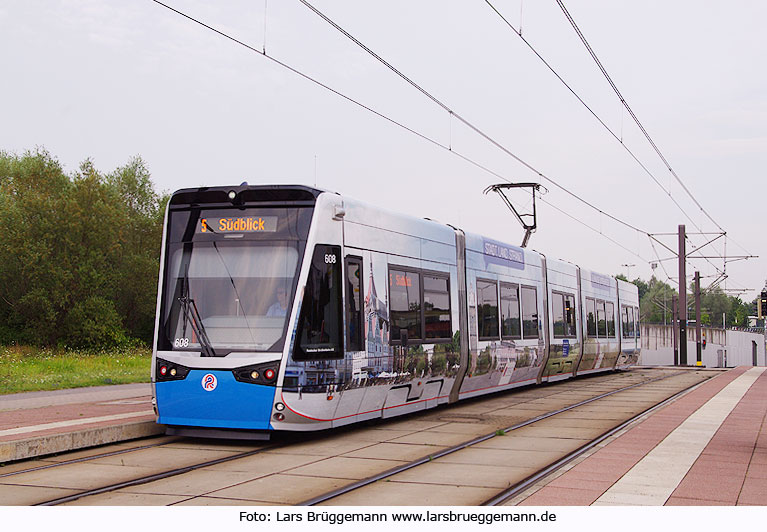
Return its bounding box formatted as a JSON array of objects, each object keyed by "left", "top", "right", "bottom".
[{"left": 156, "top": 370, "right": 275, "bottom": 430}]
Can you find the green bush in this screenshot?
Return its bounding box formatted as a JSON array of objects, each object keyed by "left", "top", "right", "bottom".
[
  {"left": 63, "top": 296, "right": 129, "bottom": 348},
  {"left": 0, "top": 148, "right": 167, "bottom": 349}
]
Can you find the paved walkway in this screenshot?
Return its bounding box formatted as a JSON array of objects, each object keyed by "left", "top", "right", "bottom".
[
  {"left": 518, "top": 366, "right": 767, "bottom": 506},
  {"left": 0, "top": 383, "right": 151, "bottom": 412},
  {"left": 0, "top": 384, "right": 160, "bottom": 462}
]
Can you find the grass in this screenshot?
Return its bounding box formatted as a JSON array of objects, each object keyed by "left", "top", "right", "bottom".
[{"left": 0, "top": 345, "right": 152, "bottom": 395}]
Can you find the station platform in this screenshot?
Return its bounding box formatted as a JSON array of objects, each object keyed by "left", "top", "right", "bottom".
[
  {"left": 515, "top": 366, "right": 767, "bottom": 506},
  {"left": 2, "top": 368, "right": 766, "bottom": 507},
  {"left": 0, "top": 383, "right": 161, "bottom": 463}
]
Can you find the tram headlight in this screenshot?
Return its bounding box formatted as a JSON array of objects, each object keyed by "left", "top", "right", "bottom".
[
  {"left": 170, "top": 368, "right": 177, "bottom": 376},
  {"left": 264, "top": 368, "right": 276, "bottom": 382},
  {"left": 159, "top": 365, "right": 168, "bottom": 376},
  {"left": 227, "top": 190, "right": 236, "bottom": 201},
  {"left": 273, "top": 412, "right": 285, "bottom": 422},
  {"left": 274, "top": 402, "right": 285, "bottom": 412},
  {"left": 251, "top": 370, "right": 259, "bottom": 380}
]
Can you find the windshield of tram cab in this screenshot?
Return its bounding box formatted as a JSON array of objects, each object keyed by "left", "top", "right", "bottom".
[{"left": 159, "top": 207, "right": 313, "bottom": 355}]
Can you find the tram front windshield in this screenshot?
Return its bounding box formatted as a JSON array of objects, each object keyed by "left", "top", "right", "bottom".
[{"left": 158, "top": 207, "right": 312, "bottom": 355}]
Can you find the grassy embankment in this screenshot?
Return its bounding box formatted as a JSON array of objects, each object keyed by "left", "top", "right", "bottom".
[{"left": 0, "top": 345, "right": 151, "bottom": 395}]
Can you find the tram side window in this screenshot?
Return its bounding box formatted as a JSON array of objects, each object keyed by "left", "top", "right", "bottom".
[
  {"left": 597, "top": 300, "right": 607, "bottom": 337},
  {"left": 294, "top": 245, "right": 343, "bottom": 360},
  {"left": 564, "top": 294, "right": 577, "bottom": 337},
  {"left": 345, "top": 256, "right": 364, "bottom": 352},
  {"left": 606, "top": 302, "right": 616, "bottom": 337},
  {"left": 552, "top": 292, "right": 565, "bottom": 337},
  {"left": 629, "top": 307, "right": 636, "bottom": 337},
  {"left": 586, "top": 298, "right": 597, "bottom": 337},
  {"left": 390, "top": 269, "right": 421, "bottom": 342},
  {"left": 500, "top": 283, "right": 521, "bottom": 339},
  {"left": 477, "top": 279, "right": 499, "bottom": 339},
  {"left": 389, "top": 267, "right": 452, "bottom": 345},
  {"left": 424, "top": 274, "right": 451, "bottom": 340},
  {"left": 635, "top": 307, "right": 640, "bottom": 337},
  {"left": 622, "top": 305, "right": 631, "bottom": 338},
  {"left": 521, "top": 286, "right": 539, "bottom": 339}
]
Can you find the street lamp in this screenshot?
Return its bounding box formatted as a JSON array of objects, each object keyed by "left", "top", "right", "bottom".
[{"left": 621, "top": 263, "right": 636, "bottom": 279}]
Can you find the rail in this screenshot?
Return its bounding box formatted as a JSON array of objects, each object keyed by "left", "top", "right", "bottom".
[{"left": 298, "top": 370, "right": 690, "bottom": 506}]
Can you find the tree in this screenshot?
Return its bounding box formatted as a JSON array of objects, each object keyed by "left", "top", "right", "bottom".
[
  {"left": 615, "top": 272, "right": 751, "bottom": 328},
  {"left": 0, "top": 149, "right": 166, "bottom": 348},
  {"left": 729, "top": 297, "right": 748, "bottom": 327},
  {"left": 639, "top": 277, "right": 676, "bottom": 324},
  {"left": 106, "top": 157, "right": 168, "bottom": 343},
  {"left": 0, "top": 148, "right": 73, "bottom": 344},
  {"left": 632, "top": 278, "right": 650, "bottom": 302},
  {"left": 700, "top": 287, "right": 730, "bottom": 328}
]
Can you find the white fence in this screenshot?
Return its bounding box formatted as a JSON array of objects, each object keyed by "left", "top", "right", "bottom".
[{"left": 639, "top": 324, "right": 765, "bottom": 367}]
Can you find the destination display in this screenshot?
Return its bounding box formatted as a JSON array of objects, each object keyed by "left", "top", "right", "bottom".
[{"left": 198, "top": 216, "right": 278, "bottom": 234}]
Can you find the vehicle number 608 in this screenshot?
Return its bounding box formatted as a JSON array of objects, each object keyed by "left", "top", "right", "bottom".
[
  {"left": 174, "top": 338, "right": 190, "bottom": 348},
  {"left": 324, "top": 254, "right": 337, "bottom": 264}
]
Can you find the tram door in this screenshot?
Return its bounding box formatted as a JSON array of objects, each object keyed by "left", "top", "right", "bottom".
[
  {"left": 753, "top": 341, "right": 758, "bottom": 367},
  {"left": 345, "top": 256, "right": 364, "bottom": 353}
]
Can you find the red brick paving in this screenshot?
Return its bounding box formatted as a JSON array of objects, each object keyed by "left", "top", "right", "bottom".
[
  {"left": 668, "top": 367, "right": 767, "bottom": 505},
  {"left": 737, "top": 477, "right": 767, "bottom": 505},
  {"left": 673, "top": 473, "right": 742, "bottom": 504},
  {"left": 517, "top": 367, "right": 754, "bottom": 506},
  {"left": 0, "top": 399, "right": 152, "bottom": 431},
  {"left": 0, "top": 395, "right": 153, "bottom": 443},
  {"left": 665, "top": 496, "right": 730, "bottom": 506},
  {"left": 0, "top": 413, "right": 155, "bottom": 442},
  {"left": 519, "top": 485, "right": 605, "bottom": 506},
  {"left": 745, "top": 463, "right": 767, "bottom": 479}
]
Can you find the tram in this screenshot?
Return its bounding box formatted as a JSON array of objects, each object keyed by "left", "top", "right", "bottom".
[{"left": 151, "top": 185, "right": 640, "bottom": 438}]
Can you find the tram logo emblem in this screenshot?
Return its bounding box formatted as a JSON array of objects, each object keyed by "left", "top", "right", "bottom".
[{"left": 201, "top": 373, "right": 217, "bottom": 391}]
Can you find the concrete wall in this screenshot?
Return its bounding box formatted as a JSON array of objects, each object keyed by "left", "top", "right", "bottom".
[
  {"left": 639, "top": 324, "right": 766, "bottom": 367},
  {"left": 726, "top": 329, "right": 766, "bottom": 366}
]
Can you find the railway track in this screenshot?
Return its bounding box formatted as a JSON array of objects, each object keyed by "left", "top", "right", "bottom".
[
  {"left": 298, "top": 370, "right": 705, "bottom": 506},
  {"left": 0, "top": 368, "right": 713, "bottom": 506},
  {"left": 479, "top": 385, "right": 693, "bottom": 506},
  {"left": 0, "top": 438, "right": 175, "bottom": 480},
  {"left": 36, "top": 442, "right": 286, "bottom": 506}
]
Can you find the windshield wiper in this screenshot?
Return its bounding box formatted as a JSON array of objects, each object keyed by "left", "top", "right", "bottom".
[
  {"left": 179, "top": 263, "right": 216, "bottom": 357},
  {"left": 179, "top": 296, "right": 216, "bottom": 357}
]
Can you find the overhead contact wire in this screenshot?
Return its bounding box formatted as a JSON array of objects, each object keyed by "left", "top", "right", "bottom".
[
  {"left": 296, "top": 0, "right": 652, "bottom": 238},
  {"left": 488, "top": 0, "right": 732, "bottom": 279},
  {"left": 553, "top": 0, "right": 746, "bottom": 277},
  {"left": 553, "top": 0, "right": 727, "bottom": 237},
  {"left": 152, "top": 0, "right": 652, "bottom": 261},
  {"left": 483, "top": 0, "right": 702, "bottom": 234},
  {"left": 149, "top": 1, "right": 515, "bottom": 184},
  {"left": 539, "top": 196, "right": 649, "bottom": 263}
]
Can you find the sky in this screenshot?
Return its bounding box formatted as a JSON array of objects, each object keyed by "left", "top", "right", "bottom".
[{"left": 1, "top": 0, "right": 765, "bottom": 301}]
